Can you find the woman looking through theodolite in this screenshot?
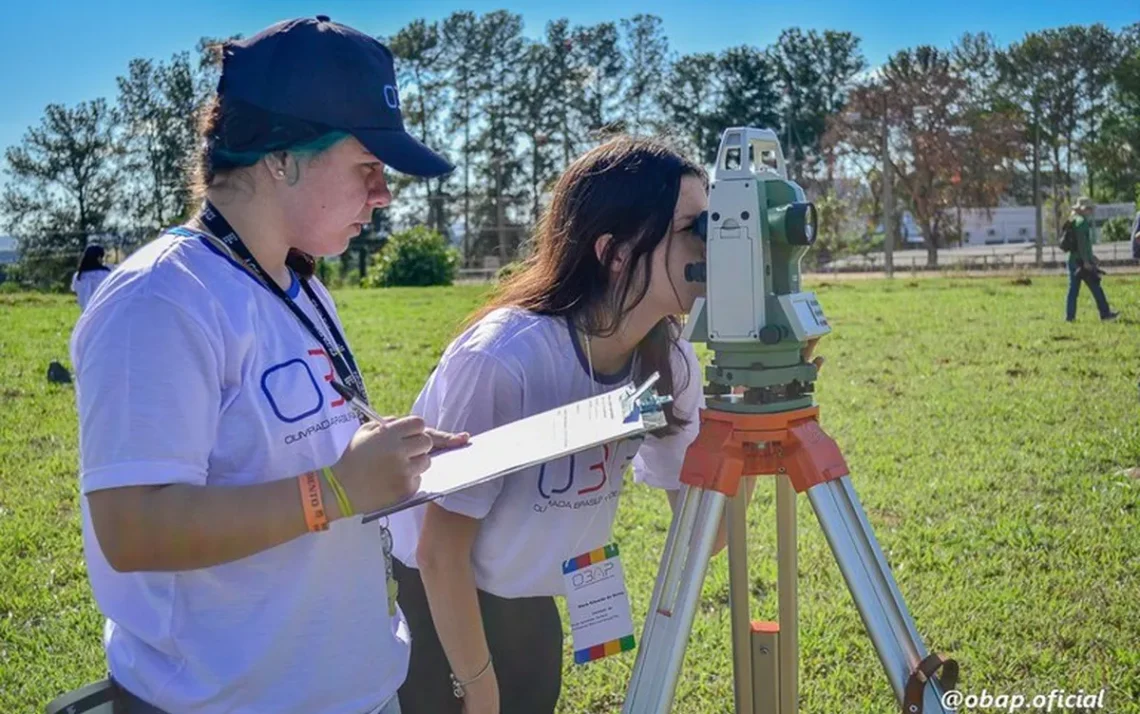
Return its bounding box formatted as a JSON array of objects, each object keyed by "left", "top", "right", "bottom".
[{"left": 386, "top": 136, "right": 829, "bottom": 714}]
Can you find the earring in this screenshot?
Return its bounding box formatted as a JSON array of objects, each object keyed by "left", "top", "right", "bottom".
[{"left": 275, "top": 168, "right": 286, "bottom": 178}]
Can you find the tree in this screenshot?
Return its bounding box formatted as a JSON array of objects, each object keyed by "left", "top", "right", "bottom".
[
  {"left": 811, "top": 187, "right": 863, "bottom": 266},
  {"left": 620, "top": 15, "right": 669, "bottom": 135},
  {"left": 441, "top": 11, "right": 482, "bottom": 265},
  {"left": 831, "top": 47, "right": 1020, "bottom": 267},
  {"left": 571, "top": 22, "right": 625, "bottom": 140},
  {"left": 1007, "top": 31, "right": 1071, "bottom": 238},
  {"left": 998, "top": 26, "right": 1123, "bottom": 238},
  {"left": 995, "top": 33, "right": 1055, "bottom": 260},
  {"left": 116, "top": 52, "right": 200, "bottom": 230},
  {"left": 770, "top": 28, "right": 866, "bottom": 184},
  {"left": 472, "top": 10, "right": 527, "bottom": 263},
  {"left": 951, "top": 32, "right": 1001, "bottom": 107},
  {"left": 1074, "top": 24, "right": 1130, "bottom": 199},
  {"left": 1084, "top": 30, "right": 1140, "bottom": 202},
  {"left": 658, "top": 52, "right": 719, "bottom": 162},
  {"left": 364, "top": 225, "right": 459, "bottom": 287},
  {"left": 387, "top": 20, "right": 452, "bottom": 236},
  {"left": 512, "top": 40, "right": 561, "bottom": 227},
  {"left": 2, "top": 99, "right": 123, "bottom": 290},
  {"left": 165, "top": 50, "right": 209, "bottom": 217},
  {"left": 706, "top": 46, "right": 781, "bottom": 165},
  {"left": 2, "top": 99, "right": 121, "bottom": 238},
  {"left": 951, "top": 32, "right": 1025, "bottom": 244},
  {"left": 540, "top": 19, "right": 583, "bottom": 169}
]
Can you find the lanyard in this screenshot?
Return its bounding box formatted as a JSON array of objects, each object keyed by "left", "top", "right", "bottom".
[{"left": 196, "top": 201, "right": 370, "bottom": 406}]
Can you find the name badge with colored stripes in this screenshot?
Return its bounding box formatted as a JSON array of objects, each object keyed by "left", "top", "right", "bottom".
[{"left": 562, "top": 543, "right": 636, "bottom": 664}]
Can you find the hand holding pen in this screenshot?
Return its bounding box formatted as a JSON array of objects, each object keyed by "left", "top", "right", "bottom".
[{"left": 331, "top": 380, "right": 470, "bottom": 454}]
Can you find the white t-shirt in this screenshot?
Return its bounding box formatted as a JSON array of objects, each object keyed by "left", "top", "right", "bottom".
[
  {"left": 389, "top": 307, "right": 704, "bottom": 599},
  {"left": 71, "top": 268, "right": 112, "bottom": 311},
  {"left": 70, "top": 228, "right": 408, "bottom": 714}
]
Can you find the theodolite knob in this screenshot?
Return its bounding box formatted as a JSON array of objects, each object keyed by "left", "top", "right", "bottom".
[{"left": 759, "top": 324, "right": 782, "bottom": 345}]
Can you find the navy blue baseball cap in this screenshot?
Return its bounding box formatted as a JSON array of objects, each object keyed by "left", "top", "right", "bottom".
[{"left": 218, "top": 15, "right": 454, "bottom": 178}]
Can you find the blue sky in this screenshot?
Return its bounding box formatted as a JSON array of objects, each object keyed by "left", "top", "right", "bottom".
[{"left": 0, "top": 0, "right": 1135, "bottom": 168}]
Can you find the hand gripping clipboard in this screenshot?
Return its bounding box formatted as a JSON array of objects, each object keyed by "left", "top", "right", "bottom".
[{"left": 360, "top": 372, "right": 672, "bottom": 523}]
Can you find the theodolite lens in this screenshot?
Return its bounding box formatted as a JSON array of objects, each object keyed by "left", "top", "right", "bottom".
[{"left": 786, "top": 203, "right": 818, "bottom": 246}]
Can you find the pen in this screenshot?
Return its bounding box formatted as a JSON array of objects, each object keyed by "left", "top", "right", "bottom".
[{"left": 330, "top": 380, "right": 387, "bottom": 424}]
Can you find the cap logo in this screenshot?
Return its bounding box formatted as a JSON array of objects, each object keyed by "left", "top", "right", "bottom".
[{"left": 383, "top": 85, "right": 400, "bottom": 110}]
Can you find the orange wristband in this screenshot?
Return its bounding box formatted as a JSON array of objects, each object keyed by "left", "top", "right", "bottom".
[{"left": 298, "top": 471, "right": 329, "bottom": 533}]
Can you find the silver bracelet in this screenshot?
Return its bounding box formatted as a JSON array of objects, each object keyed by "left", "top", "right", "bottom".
[{"left": 450, "top": 656, "right": 493, "bottom": 699}]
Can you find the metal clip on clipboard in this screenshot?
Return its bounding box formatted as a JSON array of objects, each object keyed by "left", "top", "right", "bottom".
[{"left": 623, "top": 371, "right": 673, "bottom": 431}]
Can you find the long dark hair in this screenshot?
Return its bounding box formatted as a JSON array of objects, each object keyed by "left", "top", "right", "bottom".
[
  {"left": 191, "top": 81, "right": 350, "bottom": 279},
  {"left": 465, "top": 136, "right": 707, "bottom": 433},
  {"left": 76, "top": 244, "right": 110, "bottom": 277}
]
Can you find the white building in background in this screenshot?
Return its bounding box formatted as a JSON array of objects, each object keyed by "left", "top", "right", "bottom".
[
  {"left": 957, "top": 203, "right": 1135, "bottom": 246},
  {"left": 958, "top": 206, "right": 1039, "bottom": 245}
]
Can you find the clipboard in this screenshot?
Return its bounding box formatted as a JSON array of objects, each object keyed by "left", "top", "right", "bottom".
[{"left": 360, "top": 372, "right": 672, "bottom": 522}]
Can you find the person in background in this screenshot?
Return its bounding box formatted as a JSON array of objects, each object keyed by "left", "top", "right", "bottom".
[
  {"left": 1065, "top": 197, "right": 1118, "bottom": 322},
  {"left": 71, "top": 244, "right": 113, "bottom": 311},
  {"left": 1130, "top": 209, "right": 1139, "bottom": 262}
]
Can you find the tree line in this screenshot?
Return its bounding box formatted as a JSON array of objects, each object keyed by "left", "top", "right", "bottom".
[
  {"left": 828, "top": 25, "right": 1140, "bottom": 266},
  {"left": 2, "top": 12, "right": 1138, "bottom": 284}
]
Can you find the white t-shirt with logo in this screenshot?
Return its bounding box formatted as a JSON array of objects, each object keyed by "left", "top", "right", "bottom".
[
  {"left": 70, "top": 228, "right": 407, "bottom": 714},
  {"left": 389, "top": 307, "right": 704, "bottom": 599}
]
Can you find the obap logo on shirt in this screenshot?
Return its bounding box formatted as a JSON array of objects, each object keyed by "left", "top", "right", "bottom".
[
  {"left": 261, "top": 359, "right": 323, "bottom": 423},
  {"left": 260, "top": 347, "right": 347, "bottom": 423},
  {"left": 536, "top": 438, "right": 642, "bottom": 500}
]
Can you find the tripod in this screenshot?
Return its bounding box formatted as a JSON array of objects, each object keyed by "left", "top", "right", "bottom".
[{"left": 622, "top": 402, "right": 959, "bottom": 713}]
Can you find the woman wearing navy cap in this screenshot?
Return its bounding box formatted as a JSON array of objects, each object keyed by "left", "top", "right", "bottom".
[{"left": 65, "top": 16, "right": 463, "bottom": 714}]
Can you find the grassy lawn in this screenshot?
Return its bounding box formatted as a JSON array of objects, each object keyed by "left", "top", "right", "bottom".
[{"left": 1, "top": 274, "right": 1138, "bottom": 713}]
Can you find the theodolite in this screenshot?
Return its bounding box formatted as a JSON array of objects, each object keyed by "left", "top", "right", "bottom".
[{"left": 622, "top": 128, "right": 959, "bottom": 714}]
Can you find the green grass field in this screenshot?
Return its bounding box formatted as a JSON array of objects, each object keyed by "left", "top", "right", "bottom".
[{"left": 2, "top": 274, "right": 1139, "bottom": 713}]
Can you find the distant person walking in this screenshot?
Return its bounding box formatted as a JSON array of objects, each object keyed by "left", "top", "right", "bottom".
[
  {"left": 1063, "top": 197, "right": 1118, "bottom": 322},
  {"left": 71, "top": 244, "right": 113, "bottom": 312},
  {"left": 1130, "top": 209, "right": 1139, "bottom": 262}
]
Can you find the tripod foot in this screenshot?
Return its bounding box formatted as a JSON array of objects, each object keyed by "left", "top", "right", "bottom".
[{"left": 904, "top": 654, "right": 959, "bottom": 714}]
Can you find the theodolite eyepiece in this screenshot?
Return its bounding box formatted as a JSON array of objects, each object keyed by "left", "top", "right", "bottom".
[
  {"left": 692, "top": 210, "right": 709, "bottom": 242},
  {"left": 685, "top": 211, "right": 710, "bottom": 283}
]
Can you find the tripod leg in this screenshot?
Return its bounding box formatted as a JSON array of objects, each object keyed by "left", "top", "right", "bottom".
[
  {"left": 776, "top": 473, "right": 798, "bottom": 714},
  {"left": 624, "top": 485, "right": 727, "bottom": 714},
  {"left": 807, "top": 476, "right": 954, "bottom": 713},
  {"left": 727, "top": 487, "right": 753, "bottom": 713}
]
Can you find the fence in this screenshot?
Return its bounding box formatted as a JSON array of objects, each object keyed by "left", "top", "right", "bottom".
[
  {"left": 5, "top": 230, "right": 1136, "bottom": 290},
  {"left": 0, "top": 231, "right": 156, "bottom": 290},
  {"left": 818, "top": 241, "right": 1139, "bottom": 274}
]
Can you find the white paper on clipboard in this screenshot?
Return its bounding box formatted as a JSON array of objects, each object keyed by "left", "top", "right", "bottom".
[{"left": 361, "top": 374, "right": 667, "bottom": 522}]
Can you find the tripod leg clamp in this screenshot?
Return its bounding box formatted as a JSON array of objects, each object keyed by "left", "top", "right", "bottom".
[{"left": 903, "top": 653, "right": 959, "bottom": 713}]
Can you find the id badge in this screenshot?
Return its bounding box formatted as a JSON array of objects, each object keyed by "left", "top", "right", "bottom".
[
  {"left": 561, "top": 543, "right": 636, "bottom": 664},
  {"left": 380, "top": 521, "right": 397, "bottom": 617}
]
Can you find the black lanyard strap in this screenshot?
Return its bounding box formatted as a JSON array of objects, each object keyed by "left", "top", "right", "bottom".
[{"left": 196, "top": 201, "right": 370, "bottom": 406}]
